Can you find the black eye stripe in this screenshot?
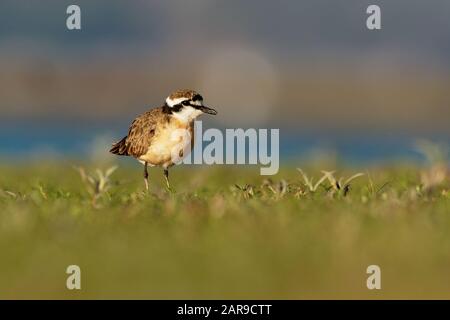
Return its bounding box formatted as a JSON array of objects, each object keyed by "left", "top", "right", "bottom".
[
  {"left": 188, "top": 101, "right": 202, "bottom": 109},
  {"left": 184, "top": 100, "right": 202, "bottom": 109},
  {"left": 164, "top": 98, "right": 202, "bottom": 114},
  {"left": 172, "top": 104, "right": 183, "bottom": 112},
  {"left": 163, "top": 103, "right": 183, "bottom": 113}
]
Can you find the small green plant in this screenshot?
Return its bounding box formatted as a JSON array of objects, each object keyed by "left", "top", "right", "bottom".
[
  {"left": 233, "top": 184, "right": 256, "bottom": 199},
  {"left": 75, "top": 165, "right": 118, "bottom": 207},
  {"left": 262, "top": 178, "right": 288, "bottom": 198},
  {"left": 0, "top": 190, "right": 18, "bottom": 199},
  {"left": 321, "top": 170, "right": 365, "bottom": 196},
  {"left": 296, "top": 168, "right": 364, "bottom": 196},
  {"left": 296, "top": 168, "right": 329, "bottom": 192}
]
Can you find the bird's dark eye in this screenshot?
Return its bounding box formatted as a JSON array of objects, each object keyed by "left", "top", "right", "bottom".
[{"left": 182, "top": 100, "right": 190, "bottom": 106}]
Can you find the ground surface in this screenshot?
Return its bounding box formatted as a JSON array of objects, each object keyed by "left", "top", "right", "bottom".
[{"left": 0, "top": 162, "right": 449, "bottom": 299}]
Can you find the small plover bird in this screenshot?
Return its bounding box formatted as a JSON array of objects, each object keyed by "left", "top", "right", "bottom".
[{"left": 110, "top": 89, "right": 217, "bottom": 191}]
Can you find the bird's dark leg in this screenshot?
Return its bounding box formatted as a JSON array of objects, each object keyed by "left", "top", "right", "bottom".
[
  {"left": 143, "top": 162, "right": 149, "bottom": 192},
  {"left": 163, "top": 168, "right": 171, "bottom": 191}
]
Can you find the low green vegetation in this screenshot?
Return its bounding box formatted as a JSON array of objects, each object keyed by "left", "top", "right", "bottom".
[{"left": 0, "top": 160, "right": 449, "bottom": 299}]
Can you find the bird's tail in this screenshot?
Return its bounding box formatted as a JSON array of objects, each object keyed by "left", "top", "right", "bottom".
[{"left": 109, "top": 137, "right": 129, "bottom": 156}]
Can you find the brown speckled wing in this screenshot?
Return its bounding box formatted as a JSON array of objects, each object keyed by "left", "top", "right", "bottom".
[{"left": 125, "top": 107, "right": 166, "bottom": 158}]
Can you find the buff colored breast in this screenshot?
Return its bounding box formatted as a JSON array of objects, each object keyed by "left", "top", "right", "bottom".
[{"left": 138, "top": 119, "right": 194, "bottom": 168}]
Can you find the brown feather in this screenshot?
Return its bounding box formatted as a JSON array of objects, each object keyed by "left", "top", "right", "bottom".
[
  {"left": 109, "top": 106, "right": 169, "bottom": 158},
  {"left": 109, "top": 136, "right": 128, "bottom": 156}
]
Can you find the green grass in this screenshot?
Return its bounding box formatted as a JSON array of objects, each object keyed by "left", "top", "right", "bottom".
[{"left": 0, "top": 162, "right": 449, "bottom": 299}]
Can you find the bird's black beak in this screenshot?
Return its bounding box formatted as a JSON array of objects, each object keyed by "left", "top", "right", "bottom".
[{"left": 200, "top": 105, "right": 217, "bottom": 115}]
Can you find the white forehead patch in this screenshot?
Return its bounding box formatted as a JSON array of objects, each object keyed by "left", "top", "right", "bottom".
[
  {"left": 166, "top": 97, "right": 187, "bottom": 107},
  {"left": 166, "top": 96, "right": 203, "bottom": 107}
]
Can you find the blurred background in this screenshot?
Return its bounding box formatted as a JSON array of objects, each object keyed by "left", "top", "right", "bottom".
[{"left": 0, "top": 0, "right": 449, "bottom": 164}]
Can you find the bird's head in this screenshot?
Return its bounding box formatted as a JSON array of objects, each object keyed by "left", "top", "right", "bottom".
[{"left": 164, "top": 89, "right": 217, "bottom": 122}]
